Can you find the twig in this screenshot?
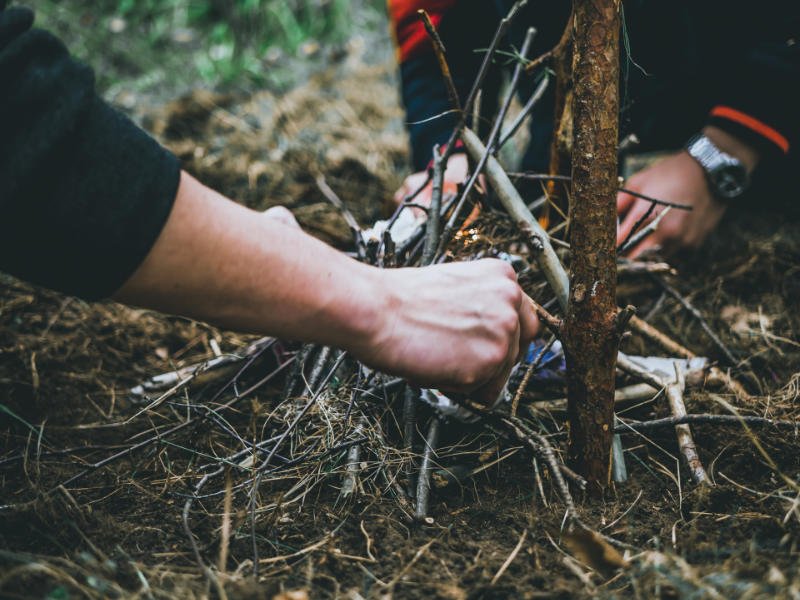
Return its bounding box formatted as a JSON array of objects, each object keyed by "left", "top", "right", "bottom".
[
  {"left": 611, "top": 418, "right": 628, "bottom": 484},
  {"left": 498, "top": 73, "right": 550, "bottom": 150},
  {"left": 511, "top": 336, "right": 557, "bottom": 416},
  {"left": 617, "top": 355, "right": 710, "bottom": 485},
  {"left": 531, "top": 382, "right": 658, "bottom": 412},
  {"left": 617, "top": 260, "right": 675, "bottom": 276},
  {"left": 618, "top": 207, "right": 671, "bottom": 254},
  {"left": 415, "top": 417, "right": 441, "bottom": 519},
  {"left": 422, "top": 145, "right": 444, "bottom": 266},
  {"left": 620, "top": 187, "right": 693, "bottom": 211},
  {"left": 617, "top": 414, "right": 800, "bottom": 432},
  {"left": 403, "top": 385, "right": 418, "bottom": 498},
  {"left": 316, "top": 176, "right": 365, "bottom": 257},
  {"left": 528, "top": 297, "right": 563, "bottom": 334},
  {"left": 653, "top": 275, "right": 738, "bottom": 365},
  {"left": 491, "top": 528, "right": 528, "bottom": 585},
  {"left": 417, "top": 10, "right": 460, "bottom": 112},
  {"left": 307, "top": 346, "right": 333, "bottom": 393},
  {"left": 340, "top": 420, "right": 364, "bottom": 499},
  {"left": 628, "top": 314, "right": 750, "bottom": 400}
]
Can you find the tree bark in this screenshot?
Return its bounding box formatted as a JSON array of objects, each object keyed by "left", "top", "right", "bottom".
[{"left": 562, "top": 0, "right": 621, "bottom": 495}]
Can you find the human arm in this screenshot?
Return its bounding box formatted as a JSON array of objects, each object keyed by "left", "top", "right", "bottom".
[{"left": 115, "top": 171, "right": 539, "bottom": 401}]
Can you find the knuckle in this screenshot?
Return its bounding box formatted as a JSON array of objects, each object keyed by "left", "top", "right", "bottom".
[
  {"left": 497, "top": 261, "right": 517, "bottom": 280},
  {"left": 457, "top": 370, "right": 479, "bottom": 388},
  {"left": 486, "top": 343, "right": 509, "bottom": 369},
  {"left": 497, "top": 309, "right": 519, "bottom": 334}
]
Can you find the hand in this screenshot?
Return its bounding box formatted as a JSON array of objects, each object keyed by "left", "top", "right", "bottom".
[
  {"left": 617, "top": 126, "right": 760, "bottom": 258},
  {"left": 616, "top": 152, "right": 725, "bottom": 257},
  {"left": 351, "top": 259, "right": 540, "bottom": 405},
  {"left": 393, "top": 153, "right": 469, "bottom": 209}
]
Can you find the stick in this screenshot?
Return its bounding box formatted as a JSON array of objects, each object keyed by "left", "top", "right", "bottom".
[
  {"left": 654, "top": 275, "right": 738, "bottom": 365},
  {"left": 340, "top": 421, "right": 364, "bottom": 499},
  {"left": 415, "top": 418, "right": 441, "bottom": 519},
  {"left": 422, "top": 145, "right": 444, "bottom": 266},
  {"left": 316, "top": 176, "right": 365, "bottom": 257},
  {"left": 417, "top": 10, "right": 461, "bottom": 112},
  {"left": 619, "top": 187, "right": 693, "bottom": 211},
  {"left": 617, "top": 414, "right": 800, "bottom": 432},
  {"left": 617, "top": 355, "right": 710, "bottom": 485},
  {"left": 618, "top": 206, "right": 670, "bottom": 254},
  {"left": 531, "top": 382, "right": 659, "bottom": 412},
  {"left": 498, "top": 73, "right": 550, "bottom": 150},
  {"left": 403, "top": 385, "right": 418, "bottom": 498},
  {"left": 628, "top": 315, "right": 750, "bottom": 400},
  {"left": 491, "top": 529, "right": 528, "bottom": 585},
  {"left": 511, "top": 336, "right": 557, "bottom": 416}
]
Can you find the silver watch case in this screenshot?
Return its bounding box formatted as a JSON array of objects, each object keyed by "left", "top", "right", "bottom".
[{"left": 686, "top": 134, "right": 750, "bottom": 200}]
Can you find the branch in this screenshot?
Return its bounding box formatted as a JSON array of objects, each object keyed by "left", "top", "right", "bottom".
[
  {"left": 617, "top": 355, "right": 710, "bottom": 485},
  {"left": 417, "top": 10, "right": 461, "bottom": 112}
]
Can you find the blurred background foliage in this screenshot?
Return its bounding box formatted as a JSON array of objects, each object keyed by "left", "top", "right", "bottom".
[{"left": 30, "top": 0, "right": 388, "bottom": 103}]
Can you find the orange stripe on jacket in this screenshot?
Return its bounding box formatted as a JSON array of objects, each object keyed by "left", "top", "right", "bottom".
[
  {"left": 387, "top": 0, "right": 458, "bottom": 62},
  {"left": 710, "top": 105, "right": 790, "bottom": 154}
]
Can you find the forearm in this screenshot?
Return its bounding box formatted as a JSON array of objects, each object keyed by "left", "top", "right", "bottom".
[{"left": 114, "top": 171, "right": 381, "bottom": 351}]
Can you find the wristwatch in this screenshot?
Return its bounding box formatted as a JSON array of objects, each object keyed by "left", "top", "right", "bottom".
[{"left": 685, "top": 134, "right": 750, "bottom": 200}]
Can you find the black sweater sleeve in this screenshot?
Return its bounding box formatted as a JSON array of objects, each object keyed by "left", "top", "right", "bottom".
[{"left": 0, "top": 6, "right": 180, "bottom": 300}]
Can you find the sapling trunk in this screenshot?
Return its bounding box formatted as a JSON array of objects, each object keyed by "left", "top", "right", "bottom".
[{"left": 562, "top": 0, "right": 621, "bottom": 495}]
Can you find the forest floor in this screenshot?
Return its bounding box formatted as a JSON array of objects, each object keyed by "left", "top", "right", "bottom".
[{"left": 2, "top": 8, "right": 800, "bottom": 600}]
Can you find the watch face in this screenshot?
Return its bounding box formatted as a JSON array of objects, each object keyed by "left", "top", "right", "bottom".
[{"left": 711, "top": 164, "right": 749, "bottom": 199}]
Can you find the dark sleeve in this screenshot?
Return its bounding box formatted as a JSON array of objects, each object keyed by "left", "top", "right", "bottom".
[
  {"left": 389, "top": 1, "right": 502, "bottom": 171},
  {"left": 704, "top": 5, "right": 800, "bottom": 160},
  {"left": 706, "top": 39, "right": 800, "bottom": 159},
  {"left": 0, "top": 7, "right": 180, "bottom": 300}
]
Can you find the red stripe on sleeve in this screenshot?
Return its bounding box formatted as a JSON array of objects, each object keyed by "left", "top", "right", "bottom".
[
  {"left": 710, "top": 105, "right": 790, "bottom": 154},
  {"left": 388, "top": 0, "right": 458, "bottom": 62}
]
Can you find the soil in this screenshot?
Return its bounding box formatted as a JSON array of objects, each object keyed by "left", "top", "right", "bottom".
[{"left": 2, "top": 36, "right": 800, "bottom": 600}]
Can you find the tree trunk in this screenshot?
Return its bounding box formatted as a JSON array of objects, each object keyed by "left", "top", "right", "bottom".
[{"left": 562, "top": 0, "right": 621, "bottom": 495}]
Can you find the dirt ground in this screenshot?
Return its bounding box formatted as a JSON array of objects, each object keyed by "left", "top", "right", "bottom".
[{"left": 2, "top": 39, "right": 800, "bottom": 600}]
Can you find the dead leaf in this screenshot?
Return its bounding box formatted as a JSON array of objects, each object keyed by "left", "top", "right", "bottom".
[{"left": 562, "top": 526, "right": 629, "bottom": 576}]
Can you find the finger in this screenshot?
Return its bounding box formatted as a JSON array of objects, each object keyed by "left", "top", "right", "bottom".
[
  {"left": 616, "top": 190, "right": 636, "bottom": 216},
  {"left": 628, "top": 235, "right": 660, "bottom": 259},
  {"left": 617, "top": 200, "right": 651, "bottom": 246},
  {"left": 518, "top": 295, "right": 540, "bottom": 353},
  {"left": 393, "top": 183, "right": 407, "bottom": 204},
  {"left": 477, "top": 321, "right": 521, "bottom": 407}
]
